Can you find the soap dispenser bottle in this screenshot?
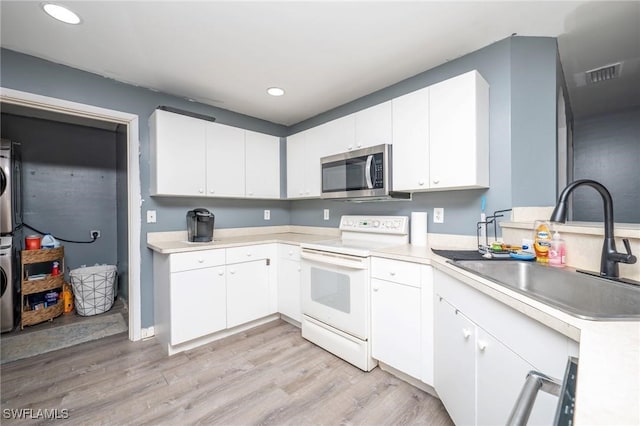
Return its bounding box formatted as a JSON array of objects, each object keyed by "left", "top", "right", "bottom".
[{"left": 549, "top": 230, "right": 566, "bottom": 267}]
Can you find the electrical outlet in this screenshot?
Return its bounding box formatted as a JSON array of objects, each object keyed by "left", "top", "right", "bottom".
[
  {"left": 433, "top": 208, "right": 444, "bottom": 224},
  {"left": 140, "top": 326, "right": 155, "bottom": 340},
  {"left": 264, "top": 209, "right": 271, "bottom": 220},
  {"left": 323, "top": 209, "right": 330, "bottom": 220},
  {"left": 146, "top": 210, "right": 157, "bottom": 223},
  {"left": 90, "top": 230, "right": 101, "bottom": 239}
]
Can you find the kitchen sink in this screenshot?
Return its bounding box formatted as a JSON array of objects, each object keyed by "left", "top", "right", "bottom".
[{"left": 450, "top": 260, "right": 640, "bottom": 320}]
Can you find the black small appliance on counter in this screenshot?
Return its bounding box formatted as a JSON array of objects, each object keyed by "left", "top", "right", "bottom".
[{"left": 187, "top": 208, "right": 214, "bottom": 242}]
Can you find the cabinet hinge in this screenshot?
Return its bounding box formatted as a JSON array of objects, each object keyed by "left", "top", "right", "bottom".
[{"left": 266, "top": 258, "right": 271, "bottom": 266}]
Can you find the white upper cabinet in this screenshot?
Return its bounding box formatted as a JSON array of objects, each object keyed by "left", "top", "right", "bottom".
[
  {"left": 392, "top": 87, "right": 430, "bottom": 191},
  {"left": 354, "top": 101, "right": 392, "bottom": 150},
  {"left": 150, "top": 109, "right": 280, "bottom": 199},
  {"left": 286, "top": 132, "right": 307, "bottom": 198},
  {"left": 429, "top": 70, "right": 489, "bottom": 189},
  {"left": 150, "top": 109, "right": 207, "bottom": 196},
  {"left": 287, "top": 127, "right": 322, "bottom": 199},
  {"left": 245, "top": 130, "right": 280, "bottom": 198},
  {"left": 205, "top": 122, "right": 245, "bottom": 198},
  {"left": 318, "top": 114, "right": 355, "bottom": 156}
]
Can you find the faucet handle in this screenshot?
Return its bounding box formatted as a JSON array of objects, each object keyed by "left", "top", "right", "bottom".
[{"left": 622, "top": 239, "right": 637, "bottom": 264}]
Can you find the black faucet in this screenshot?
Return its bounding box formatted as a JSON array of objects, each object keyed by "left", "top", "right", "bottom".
[{"left": 550, "top": 179, "right": 636, "bottom": 279}]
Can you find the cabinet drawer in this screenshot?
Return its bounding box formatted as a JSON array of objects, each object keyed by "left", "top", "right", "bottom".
[
  {"left": 371, "top": 257, "right": 421, "bottom": 287},
  {"left": 226, "top": 244, "right": 271, "bottom": 264},
  {"left": 170, "top": 249, "right": 225, "bottom": 272},
  {"left": 278, "top": 244, "right": 301, "bottom": 261}
]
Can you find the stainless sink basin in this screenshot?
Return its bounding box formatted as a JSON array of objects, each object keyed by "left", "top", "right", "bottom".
[{"left": 451, "top": 260, "right": 640, "bottom": 320}]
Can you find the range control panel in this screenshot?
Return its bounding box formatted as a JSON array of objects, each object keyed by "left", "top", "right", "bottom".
[{"left": 339, "top": 215, "right": 409, "bottom": 234}]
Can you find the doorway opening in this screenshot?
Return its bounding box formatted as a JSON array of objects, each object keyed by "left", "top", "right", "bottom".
[{"left": 0, "top": 88, "right": 141, "bottom": 353}]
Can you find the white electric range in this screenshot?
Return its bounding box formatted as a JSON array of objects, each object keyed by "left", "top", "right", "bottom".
[{"left": 299, "top": 215, "right": 409, "bottom": 371}]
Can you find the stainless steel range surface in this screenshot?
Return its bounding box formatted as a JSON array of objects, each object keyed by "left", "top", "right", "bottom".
[{"left": 300, "top": 215, "right": 409, "bottom": 371}]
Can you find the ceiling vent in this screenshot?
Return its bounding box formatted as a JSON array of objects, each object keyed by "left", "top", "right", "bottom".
[{"left": 586, "top": 63, "right": 621, "bottom": 84}]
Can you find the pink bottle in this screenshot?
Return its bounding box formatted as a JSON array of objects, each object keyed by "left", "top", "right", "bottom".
[{"left": 548, "top": 231, "right": 566, "bottom": 267}]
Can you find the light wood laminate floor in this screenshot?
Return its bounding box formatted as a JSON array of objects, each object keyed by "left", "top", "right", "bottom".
[{"left": 1, "top": 319, "right": 453, "bottom": 425}]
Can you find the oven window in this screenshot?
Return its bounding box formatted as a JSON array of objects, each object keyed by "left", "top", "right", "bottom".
[{"left": 309, "top": 267, "right": 351, "bottom": 313}]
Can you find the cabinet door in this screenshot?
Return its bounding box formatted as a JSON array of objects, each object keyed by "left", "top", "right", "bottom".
[
  {"left": 302, "top": 125, "right": 325, "bottom": 198},
  {"left": 150, "top": 109, "right": 206, "bottom": 196},
  {"left": 435, "top": 296, "right": 476, "bottom": 426},
  {"left": 429, "top": 70, "right": 489, "bottom": 189},
  {"left": 245, "top": 130, "right": 280, "bottom": 199},
  {"left": 277, "top": 257, "right": 301, "bottom": 322},
  {"left": 355, "top": 101, "right": 392, "bottom": 149},
  {"left": 170, "top": 266, "right": 226, "bottom": 345},
  {"left": 286, "top": 132, "right": 307, "bottom": 198},
  {"left": 226, "top": 260, "right": 270, "bottom": 328},
  {"left": 205, "top": 122, "right": 245, "bottom": 197},
  {"left": 317, "top": 115, "right": 355, "bottom": 156},
  {"left": 392, "top": 87, "right": 430, "bottom": 191},
  {"left": 420, "top": 265, "right": 435, "bottom": 386},
  {"left": 476, "top": 329, "right": 558, "bottom": 426},
  {"left": 371, "top": 278, "right": 422, "bottom": 379}
]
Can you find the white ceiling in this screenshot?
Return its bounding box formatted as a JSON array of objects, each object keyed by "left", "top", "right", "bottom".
[{"left": 1, "top": 1, "right": 638, "bottom": 126}]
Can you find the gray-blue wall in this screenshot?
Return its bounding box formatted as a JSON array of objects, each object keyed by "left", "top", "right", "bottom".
[
  {"left": 573, "top": 107, "right": 640, "bottom": 223},
  {"left": 1, "top": 36, "right": 560, "bottom": 327}
]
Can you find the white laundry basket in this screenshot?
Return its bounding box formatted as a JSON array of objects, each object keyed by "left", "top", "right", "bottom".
[{"left": 69, "top": 264, "right": 117, "bottom": 316}]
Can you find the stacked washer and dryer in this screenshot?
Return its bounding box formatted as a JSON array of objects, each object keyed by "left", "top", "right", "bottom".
[{"left": 1, "top": 139, "right": 22, "bottom": 333}]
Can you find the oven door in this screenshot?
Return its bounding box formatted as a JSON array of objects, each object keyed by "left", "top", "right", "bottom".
[{"left": 301, "top": 248, "right": 370, "bottom": 340}]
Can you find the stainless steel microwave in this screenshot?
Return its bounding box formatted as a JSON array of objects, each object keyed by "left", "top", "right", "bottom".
[{"left": 320, "top": 144, "right": 410, "bottom": 201}]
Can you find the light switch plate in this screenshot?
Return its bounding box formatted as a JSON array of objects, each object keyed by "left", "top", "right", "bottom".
[
  {"left": 433, "top": 208, "right": 444, "bottom": 223},
  {"left": 264, "top": 210, "right": 271, "bottom": 220},
  {"left": 323, "top": 209, "right": 330, "bottom": 220},
  {"left": 146, "top": 210, "right": 157, "bottom": 223}
]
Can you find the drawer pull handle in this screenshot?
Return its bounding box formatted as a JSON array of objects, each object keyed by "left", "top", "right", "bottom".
[
  {"left": 229, "top": 269, "right": 236, "bottom": 275},
  {"left": 247, "top": 252, "right": 252, "bottom": 257},
  {"left": 373, "top": 286, "right": 379, "bottom": 292},
  {"left": 217, "top": 270, "right": 224, "bottom": 276},
  {"left": 197, "top": 258, "right": 204, "bottom": 263},
  {"left": 462, "top": 328, "right": 471, "bottom": 339},
  {"left": 389, "top": 271, "right": 396, "bottom": 276},
  {"left": 478, "top": 340, "right": 487, "bottom": 351}
]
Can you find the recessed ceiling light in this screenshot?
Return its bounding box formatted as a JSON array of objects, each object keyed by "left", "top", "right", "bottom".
[
  {"left": 267, "top": 87, "right": 285, "bottom": 97},
  {"left": 42, "top": 3, "right": 81, "bottom": 25}
]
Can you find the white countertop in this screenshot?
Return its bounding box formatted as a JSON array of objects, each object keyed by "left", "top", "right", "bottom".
[
  {"left": 148, "top": 228, "right": 640, "bottom": 425},
  {"left": 147, "top": 226, "right": 339, "bottom": 254}
]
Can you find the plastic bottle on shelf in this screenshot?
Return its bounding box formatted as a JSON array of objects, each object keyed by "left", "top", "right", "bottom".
[
  {"left": 548, "top": 231, "right": 566, "bottom": 267},
  {"left": 52, "top": 261, "right": 60, "bottom": 276},
  {"left": 533, "top": 220, "right": 552, "bottom": 263},
  {"left": 62, "top": 283, "right": 74, "bottom": 314}
]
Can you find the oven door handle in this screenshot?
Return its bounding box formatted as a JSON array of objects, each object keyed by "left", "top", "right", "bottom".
[{"left": 301, "top": 249, "right": 368, "bottom": 270}]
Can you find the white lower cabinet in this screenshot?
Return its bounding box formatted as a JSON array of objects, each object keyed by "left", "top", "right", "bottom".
[
  {"left": 370, "top": 258, "right": 434, "bottom": 384},
  {"left": 170, "top": 265, "right": 226, "bottom": 345},
  {"left": 434, "top": 269, "right": 578, "bottom": 426},
  {"left": 226, "top": 259, "right": 270, "bottom": 328},
  {"left": 277, "top": 244, "right": 301, "bottom": 322},
  {"left": 153, "top": 244, "right": 277, "bottom": 354},
  {"left": 371, "top": 277, "right": 422, "bottom": 379}
]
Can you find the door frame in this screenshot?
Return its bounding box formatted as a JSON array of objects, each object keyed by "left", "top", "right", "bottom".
[{"left": 0, "top": 87, "right": 142, "bottom": 341}]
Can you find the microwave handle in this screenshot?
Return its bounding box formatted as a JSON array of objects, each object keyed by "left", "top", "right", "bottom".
[{"left": 365, "top": 155, "right": 374, "bottom": 189}]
